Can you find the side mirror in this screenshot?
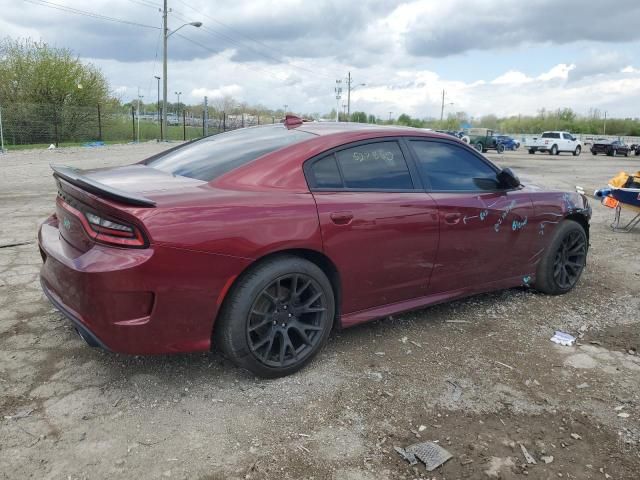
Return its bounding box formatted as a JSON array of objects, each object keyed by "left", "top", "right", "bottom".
[{"left": 497, "top": 168, "right": 521, "bottom": 189}]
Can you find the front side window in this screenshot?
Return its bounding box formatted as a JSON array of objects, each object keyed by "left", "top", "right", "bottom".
[
  {"left": 410, "top": 140, "right": 498, "bottom": 191},
  {"left": 333, "top": 141, "right": 413, "bottom": 190},
  {"left": 145, "top": 125, "right": 314, "bottom": 181}
]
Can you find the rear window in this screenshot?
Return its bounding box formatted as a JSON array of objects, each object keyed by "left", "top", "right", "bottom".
[
  {"left": 145, "top": 125, "right": 314, "bottom": 181},
  {"left": 541, "top": 132, "right": 560, "bottom": 139}
]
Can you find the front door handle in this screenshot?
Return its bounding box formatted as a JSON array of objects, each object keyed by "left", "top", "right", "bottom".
[
  {"left": 330, "top": 211, "right": 354, "bottom": 225},
  {"left": 444, "top": 213, "right": 461, "bottom": 225}
]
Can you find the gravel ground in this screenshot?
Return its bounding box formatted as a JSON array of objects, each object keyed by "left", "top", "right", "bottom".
[{"left": 0, "top": 141, "right": 639, "bottom": 480}]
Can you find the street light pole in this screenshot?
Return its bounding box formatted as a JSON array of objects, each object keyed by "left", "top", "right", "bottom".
[
  {"left": 162, "top": 1, "right": 202, "bottom": 141},
  {"left": 283, "top": 104, "right": 288, "bottom": 116},
  {"left": 175, "top": 91, "right": 182, "bottom": 114},
  {"left": 162, "top": 0, "right": 168, "bottom": 141},
  {"left": 154, "top": 75, "right": 162, "bottom": 140},
  {"left": 334, "top": 80, "right": 342, "bottom": 122}
]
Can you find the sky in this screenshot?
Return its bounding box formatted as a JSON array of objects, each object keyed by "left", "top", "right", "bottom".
[{"left": 2, "top": 0, "right": 640, "bottom": 119}]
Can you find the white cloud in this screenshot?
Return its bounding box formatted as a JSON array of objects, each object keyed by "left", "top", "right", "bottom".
[{"left": 192, "top": 85, "right": 243, "bottom": 99}]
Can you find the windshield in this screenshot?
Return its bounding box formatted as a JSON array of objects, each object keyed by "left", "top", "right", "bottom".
[{"left": 145, "top": 125, "right": 315, "bottom": 181}]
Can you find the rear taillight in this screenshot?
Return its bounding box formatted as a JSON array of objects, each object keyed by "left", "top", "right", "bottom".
[
  {"left": 84, "top": 211, "right": 146, "bottom": 247},
  {"left": 57, "top": 197, "right": 147, "bottom": 248}
]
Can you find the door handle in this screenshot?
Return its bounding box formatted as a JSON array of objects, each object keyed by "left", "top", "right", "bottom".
[
  {"left": 444, "top": 213, "right": 461, "bottom": 225},
  {"left": 330, "top": 211, "right": 354, "bottom": 225}
]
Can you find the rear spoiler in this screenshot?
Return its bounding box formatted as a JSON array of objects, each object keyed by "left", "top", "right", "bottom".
[{"left": 51, "top": 165, "right": 156, "bottom": 208}]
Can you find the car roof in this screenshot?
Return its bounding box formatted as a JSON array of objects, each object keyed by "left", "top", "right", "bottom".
[{"left": 295, "top": 121, "right": 434, "bottom": 137}]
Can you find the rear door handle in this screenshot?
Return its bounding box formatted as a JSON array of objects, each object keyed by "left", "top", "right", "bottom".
[
  {"left": 330, "top": 211, "right": 354, "bottom": 225},
  {"left": 444, "top": 213, "right": 461, "bottom": 225}
]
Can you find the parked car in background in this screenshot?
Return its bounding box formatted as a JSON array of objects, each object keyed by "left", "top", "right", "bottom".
[
  {"left": 591, "top": 139, "right": 631, "bottom": 157},
  {"left": 39, "top": 119, "right": 591, "bottom": 377},
  {"left": 467, "top": 128, "right": 505, "bottom": 153},
  {"left": 496, "top": 135, "right": 520, "bottom": 150},
  {"left": 525, "top": 131, "right": 581, "bottom": 156},
  {"left": 434, "top": 130, "right": 471, "bottom": 145},
  {"left": 629, "top": 144, "right": 640, "bottom": 156}
]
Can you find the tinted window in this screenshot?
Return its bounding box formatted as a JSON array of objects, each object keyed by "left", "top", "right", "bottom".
[
  {"left": 145, "top": 125, "right": 314, "bottom": 181},
  {"left": 542, "top": 132, "right": 560, "bottom": 139},
  {"left": 410, "top": 141, "right": 498, "bottom": 191},
  {"left": 311, "top": 155, "right": 343, "bottom": 188},
  {"left": 334, "top": 141, "right": 413, "bottom": 189}
]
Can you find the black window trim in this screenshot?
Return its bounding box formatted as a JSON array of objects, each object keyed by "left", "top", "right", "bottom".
[
  {"left": 402, "top": 136, "right": 522, "bottom": 194},
  {"left": 303, "top": 137, "right": 425, "bottom": 193}
]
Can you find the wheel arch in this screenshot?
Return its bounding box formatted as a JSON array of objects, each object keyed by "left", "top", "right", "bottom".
[
  {"left": 565, "top": 213, "right": 590, "bottom": 242},
  {"left": 211, "top": 248, "right": 343, "bottom": 345}
]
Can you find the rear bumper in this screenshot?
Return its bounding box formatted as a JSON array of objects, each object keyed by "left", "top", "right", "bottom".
[
  {"left": 38, "top": 215, "right": 251, "bottom": 355},
  {"left": 40, "top": 277, "right": 109, "bottom": 350}
]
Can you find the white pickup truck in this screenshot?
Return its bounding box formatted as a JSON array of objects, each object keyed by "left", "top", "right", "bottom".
[{"left": 526, "top": 131, "right": 582, "bottom": 156}]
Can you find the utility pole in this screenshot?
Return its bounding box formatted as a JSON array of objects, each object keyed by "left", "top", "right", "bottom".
[
  {"left": 283, "top": 104, "right": 288, "bottom": 116},
  {"left": 345, "top": 72, "right": 365, "bottom": 122},
  {"left": 388, "top": 111, "right": 393, "bottom": 122},
  {"left": 0, "top": 105, "right": 5, "bottom": 153},
  {"left": 137, "top": 87, "right": 143, "bottom": 143},
  {"left": 440, "top": 89, "right": 445, "bottom": 122},
  {"left": 346, "top": 71, "right": 351, "bottom": 121},
  {"left": 154, "top": 75, "right": 162, "bottom": 140},
  {"left": 203, "top": 96, "right": 208, "bottom": 136},
  {"left": 162, "top": 0, "right": 168, "bottom": 141},
  {"left": 334, "top": 80, "right": 342, "bottom": 122},
  {"left": 603, "top": 111, "right": 607, "bottom": 135}
]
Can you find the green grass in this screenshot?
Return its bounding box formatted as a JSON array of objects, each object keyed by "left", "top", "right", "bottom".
[{"left": 1, "top": 118, "right": 216, "bottom": 150}]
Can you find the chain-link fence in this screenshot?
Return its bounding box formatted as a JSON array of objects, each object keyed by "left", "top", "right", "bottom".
[{"left": 0, "top": 103, "right": 279, "bottom": 150}]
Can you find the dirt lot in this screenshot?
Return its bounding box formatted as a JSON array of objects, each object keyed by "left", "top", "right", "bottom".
[{"left": 0, "top": 141, "right": 639, "bottom": 480}]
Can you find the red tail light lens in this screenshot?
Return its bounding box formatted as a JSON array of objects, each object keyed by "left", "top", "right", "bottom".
[
  {"left": 56, "top": 196, "right": 147, "bottom": 248},
  {"left": 84, "top": 211, "right": 146, "bottom": 247}
]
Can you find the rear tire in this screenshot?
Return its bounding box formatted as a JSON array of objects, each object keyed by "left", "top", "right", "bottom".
[
  {"left": 475, "top": 142, "right": 484, "bottom": 153},
  {"left": 549, "top": 145, "right": 558, "bottom": 155},
  {"left": 215, "top": 255, "right": 335, "bottom": 378},
  {"left": 534, "top": 220, "right": 587, "bottom": 295},
  {"left": 497, "top": 143, "right": 505, "bottom": 154},
  {"left": 573, "top": 146, "right": 581, "bottom": 156},
  {"left": 528, "top": 149, "right": 535, "bottom": 154}
]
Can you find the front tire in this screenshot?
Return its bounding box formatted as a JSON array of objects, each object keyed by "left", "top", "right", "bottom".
[
  {"left": 573, "top": 146, "right": 581, "bottom": 156},
  {"left": 497, "top": 143, "right": 505, "bottom": 153},
  {"left": 534, "top": 221, "right": 587, "bottom": 295},
  {"left": 215, "top": 255, "right": 335, "bottom": 378},
  {"left": 475, "top": 142, "right": 484, "bottom": 153}
]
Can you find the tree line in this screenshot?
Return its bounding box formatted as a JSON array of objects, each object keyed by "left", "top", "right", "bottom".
[{"left": 2, "top": 36, "right": 639, "bottom": 145}]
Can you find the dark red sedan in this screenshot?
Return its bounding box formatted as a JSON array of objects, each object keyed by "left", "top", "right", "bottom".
[{"left": 39, "top": 118, "right": 591, "bottom": 377}]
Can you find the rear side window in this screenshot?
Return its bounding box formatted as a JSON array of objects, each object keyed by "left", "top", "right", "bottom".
[
  {"left": 410, "top": 140, "right": 498, "bottom": 191},
  {"left": 542, "top": 132, "right": 560, "bottom": 139},
  {"left": 334, "top": 141, "right": 413, "bottom": 189},
  {"left": 311, "top": 155, "right": 343, "bottom": 188},
  {"left": 145, "top": 125, "right": 314, "bottom": 181}
]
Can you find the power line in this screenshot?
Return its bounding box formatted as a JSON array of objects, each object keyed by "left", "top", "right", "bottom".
[
  {"left": 22, "top": 0, "right": 161, "bottom": 29},
  {"left": 174, "top": 32, "right": 291, "bottom": 83},
  {"left": 174, "top": 0, "right": 338, "bottom": 80},
  {"left": 126, "top": 0, "right": 160, "bottom": 10}
]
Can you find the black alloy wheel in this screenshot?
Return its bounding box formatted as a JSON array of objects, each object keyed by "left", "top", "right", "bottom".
[
  {"left": 552, "top": 230, "right": 587, "bottom": 290},
  {"left": 215, "top": 255, "right": 335, "bottom": 377},
  {"left": 247, "top": 273, "right": 328, "bottom": 368}
]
